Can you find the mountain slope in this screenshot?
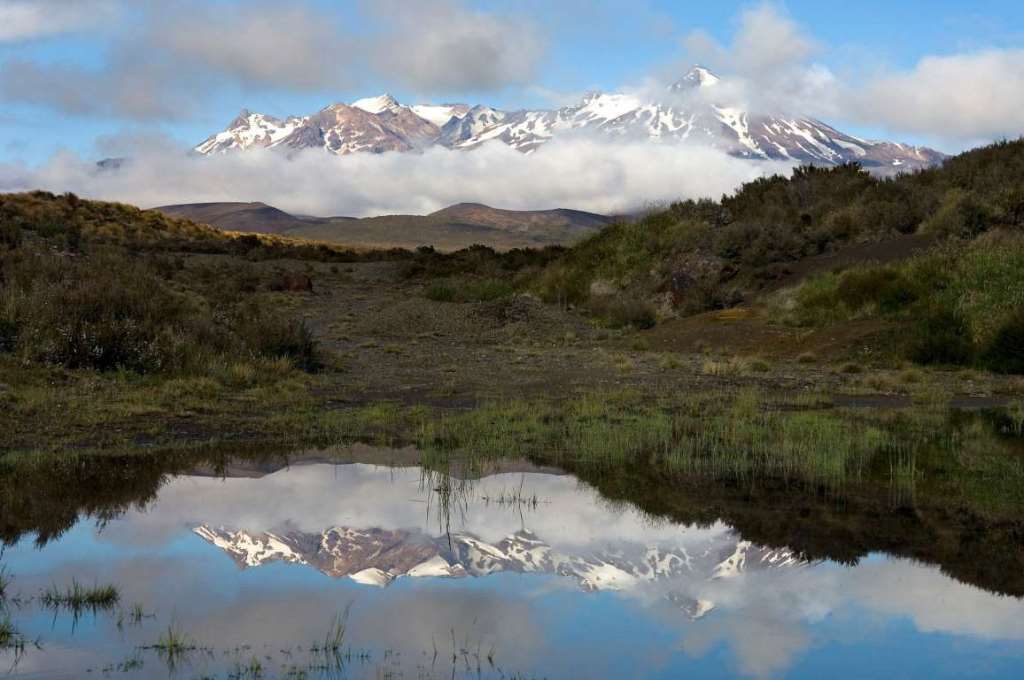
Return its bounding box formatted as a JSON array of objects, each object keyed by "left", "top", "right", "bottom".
[
  {"left": 195, "top": 524, "right": 806, "bottom": 618},
  {"left": 156, "top": 201, "right": 314, "bottom": 234},
  {"left": 194, "top": 66, "right": 944, "bottom": 172}
]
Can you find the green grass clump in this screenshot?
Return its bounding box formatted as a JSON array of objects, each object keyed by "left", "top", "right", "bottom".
[
  {"left": 0, "top": 565, "right": 9, "bottom": 601},
  {"left": 148, "top": 624, "right": 198, "bottom": 671},
  {"left": 40, "top": 580, "right": 120, "bottom": 612},
  {"left": 0, "top": 615, "right": 29, "bottom": 653},
  {"left": 417, "top": 389, "right": 890, "bottom": 490}
]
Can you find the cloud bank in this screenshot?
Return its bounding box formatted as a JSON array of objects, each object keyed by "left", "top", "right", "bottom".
[
  {"left": 681, "top": 3, "right": 1024, "bottom": 144},
  {"left": 853, "top": 49, "right": 1024, "bottom": 141},
  {"left": 0, "top": 0, "right": 546, "bottom": 120},
  {"left": 0, "top": 0, "right": 117, "bottom": 43},
  {"left": 0, "top": 138, "right": 792, "bottom": 217}
]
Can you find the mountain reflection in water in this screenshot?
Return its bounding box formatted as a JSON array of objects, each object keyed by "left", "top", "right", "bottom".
[{"left": 1, "top": 451, "right": 1023, "bottom": 679}]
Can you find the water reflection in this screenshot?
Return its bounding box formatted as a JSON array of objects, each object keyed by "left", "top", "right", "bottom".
[{"left": 1, "top": 455, "right": 1023, "bottom": 678}]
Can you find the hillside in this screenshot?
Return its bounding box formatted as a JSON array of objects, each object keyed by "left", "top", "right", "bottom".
[
  {"left": 155, "top": 201, "right": 612, "bottom": 251},
  {"left": 156, "top": 201, "right": 328, "bottom": 234},
  {"left": 534, "top": 139, "right": 1024, "bottom": 370}
]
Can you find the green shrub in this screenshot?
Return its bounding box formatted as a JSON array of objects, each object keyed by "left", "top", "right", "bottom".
[
  {"left": 463, "top": 278, "right": 515, "bottom": 302},
  {"left": 0, "top": 220, "right": 20, "bottom": 250},
  {"left": 0, "top": 248, "right": 315, "bottom": 374},
  {"left": 2, "top": 251, "right": 197, "bottom": 371},
  {"left": 906, "top": 305, "right": 973, "bottom": 366},
  {"left": 0, "top": 317, "right": 15, "bottom": 353},
  {"left": 589, "top": 296, "right": 657, "bottom": 329},
  {"left": 981, "top": 310, "right": 1024, "bottom": 374},
  {"left": 920, "top": 189, "right": 993, "bottom": 238},
  {"left": 790, "top": 273, "right": 842, "bottom": 325},
  {"left": 425, "top": 281, "right": 456, "bottom": 302},
  {"left": 836, "top": 267, "right": 918, "bottom": 313},
  {"left": 235, "top": 310, "right": 318, "bottom": 371}
]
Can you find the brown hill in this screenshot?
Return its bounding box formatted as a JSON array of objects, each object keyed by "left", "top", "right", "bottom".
[
  {"left": 156, "top": 202, "right": 336, "bottom": 234},
  {"left": 154, "top": 201, "right": 612, "bottom": 251}
]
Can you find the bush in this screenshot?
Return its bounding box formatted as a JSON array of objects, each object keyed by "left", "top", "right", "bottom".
[
  {"left": 462, "top": 278, "right": 515, "bottom": 302},
  {"left": 920, "top": 189, "right": 993, "bottom": 238},
  {"left": 0, "top": 317, "right": 15, "bottom": 353},
  {"left": 906, "top": 305, "right": 973, "bottom": 366},
  {"left": 589, "top": 296, "right": 657, "bottom": 329},
  {"left": 425, "top": 282, "right": 456, "bottom": 302},
  {"left": 0, "top": 248, "right": 316, "bottom": 374},
  {"left": 1, "top": 251, "right": 199, "bottom": 371},
  {"left": 981, "top": 310, "right": 1024, "bottom": 374},
  {"left": 0, "top": 220, "right": 21, "bottom": 250},
  {"left": 836, "top": 267, "right": 918, "bottom": 314},
  {"left": 235, "top": 309, "right": 318, "bottom": 371}
]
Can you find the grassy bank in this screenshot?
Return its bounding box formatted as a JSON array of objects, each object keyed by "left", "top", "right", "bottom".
[
  {"left": 529, "top": 140, "right": 1024, "bottom": 355},
  {"left": 782, "top": 231, "right": 1024, "bottom": 371}
]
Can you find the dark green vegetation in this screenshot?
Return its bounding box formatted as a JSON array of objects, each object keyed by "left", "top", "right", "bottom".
[
  {"left": 786, "top": 232, "right": 1024, "bottom": 370},
  {"left": 0, "top": 205, "right": 319, "bottom": 376},
  {"left": 533, "top": 139, "right": 1024, "bottom": 362}
]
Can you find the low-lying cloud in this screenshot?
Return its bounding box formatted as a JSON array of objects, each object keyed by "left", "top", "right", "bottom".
[{"left": 0, "top": 138, "right": 792, "bottom": 217}]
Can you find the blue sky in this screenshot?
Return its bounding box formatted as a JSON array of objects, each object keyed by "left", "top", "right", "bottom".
[{"left": 1, "top": 0, "right": 1023, "bottom": 164}]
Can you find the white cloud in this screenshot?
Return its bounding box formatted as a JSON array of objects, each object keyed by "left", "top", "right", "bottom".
[
  {"left": 366, "top": 0, "right": 546, "bottom": 94},
  {"left": 0, "top": 137, "right": 792, "bottom": 217},
  {"left": 679, "top": 2, "right": 1024, "bottom": 144},
  {"left": 851, "top": 49, "right": 1024, "bottom": 141},
  {"left": 151, "top": 2, "right": 354, "bottom": 91},
  {"left": 0, "top": 0, "right": 117, "bottom": 42},
  {"left": 0, "top": 0, "right": 545, "bottom": 120},
  {"left": 680, "top": 3, "right": 834, "bottom": 115}
]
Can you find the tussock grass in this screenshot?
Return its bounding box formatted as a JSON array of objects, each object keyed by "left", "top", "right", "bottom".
[
  {"left": 0, "top": 565, "right": 9, "bottom": 602},
  {"left": 40, "top": 580, "right": 119, "bottom": 612},
  {"left": 425, "top": 277, "right": 515, "bottom": 303},
  {"left": 415, "top": 389, "right": 891, "bottom": 490},
  {"left": 0, "top": 615, "right": 28, "bottom": 652},
  {"left": 148, "top": 623, "right": 198, "bottom": 670}
]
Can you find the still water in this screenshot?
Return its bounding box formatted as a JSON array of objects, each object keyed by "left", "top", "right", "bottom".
[{"left": 2, "top": 453, "right": 1023, "bottom": 679}]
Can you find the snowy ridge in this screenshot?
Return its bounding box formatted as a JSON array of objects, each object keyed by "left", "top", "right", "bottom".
[
  {"left": 194, "top": 524, "right": 810, "bottom": 619},
  {"left": 194, "top": 66, "right": 944, "bottom": 171}
]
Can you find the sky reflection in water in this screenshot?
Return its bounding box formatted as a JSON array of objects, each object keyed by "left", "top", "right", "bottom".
[{"left": 2, "top": 462, "right": 1023, "bottom": 679}]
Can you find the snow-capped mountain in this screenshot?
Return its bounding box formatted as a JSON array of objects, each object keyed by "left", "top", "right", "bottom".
[
  {"left": 194, "top": 524, "right": 806, "bottom": 618},
  {"left": 194, "top": 66, "right": 944, "bottom": 172}
]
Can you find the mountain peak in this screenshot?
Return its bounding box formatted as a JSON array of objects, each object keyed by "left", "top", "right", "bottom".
[
  {"left": 351, "top": 93, "right": 401, "bottom": 114},
  {"left": 229, "top": 108, "right": 254, "bottom": 127},
  {"left": 195, "top": 76, "right": 946, "bottom": 172},
  {"left": 669, "top": 65, "right": 721, "bottom": 92}
]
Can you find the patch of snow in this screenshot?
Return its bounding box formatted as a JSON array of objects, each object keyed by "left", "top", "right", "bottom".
[
  {"left": 349, "top": 568, "right": 394, "bottom": 587},
  {"left": 351, "top": 94, "right": 401, "bottom": 114},
  {"left": 411, "top": 104, "right": 464, "bottom": 127}
]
